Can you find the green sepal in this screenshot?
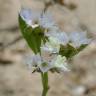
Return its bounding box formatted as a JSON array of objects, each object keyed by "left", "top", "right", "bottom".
[
  {"left": 59, "top": 44, "right": 78, "bottom": 59},
  {"left": 59, "top": 44, "right": 88, "bottom": 59}
]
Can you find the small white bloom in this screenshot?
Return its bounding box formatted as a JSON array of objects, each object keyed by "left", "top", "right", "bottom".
[
  {"left": 20, "top": 8, "right": 58, "bottom": 30},
  {"left": 20, "top": 8, "right": 40, "bottom": 28},
  {"left": 39, "top": 12, "right": 56, "bottom": 30},
  {"left": 57, "top": 32, "right": 69, "bottom": 45},
  {"left": 45, "top": 31, "right": 69, "bottom": 45},
  {"left": 36, "top": 51, "right": 54, "bottom": 72},
  {"left": 49, "top": 32, "right": 69, "bottom": 45},
  {"left": 24, "top": 53, "right": 70, "bottom": 73},
  {"left": 41, "top": 36, "right": 60, "bottom": 53},
  {"left": 24, "top": 54, "right": 42, "bottom": 71},
  {"left": 38, "top": 62, "right": 53, "bottom": 73},
  {"left": 50, "top": 55, "right": 70, "bottom": 71},
  {"left": 24, "top": 53, "right": 54, "bottom": 73},
  {"left": 32, "top": 54, "right": 42, "bottom": 65},
  {"left": 20, "top": 8, "right": 32, "bottom": 26},
  {"left": 37, "top": 53, "right": 54, "bottom": 73},
  {"left": 69, "top": 31, "right": 92, "bottom": 47},
  {"left": 24, "top": 54, "right": 34, "bottom": 70},
  {"left": 41, "top": 49, "right": 56, "bottom": 62}
]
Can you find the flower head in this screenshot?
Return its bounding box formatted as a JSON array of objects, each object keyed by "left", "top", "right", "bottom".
[
  {"left": 69, "top": 31, "right": 92, "bottom": 47},
  {"left": 20, "top": 8, "right": 58, "bottom": 31},
  {"left": 24, "top": 51, "right": 70, "bottom": 73},
  {"left": 24, "top": 54, "right": 42, "bottom": 70},
  {"left": 49, "top": 32, "right": 69, "bottom": 46},
  {"left": 20, "top": 8, "right": 40, "bottom": 28},
  {"left": 50, "top": 55, "right": 70, "bottom": 72},
  {"left": 39, "top": 12, "right": 57, "bottom": 30},
  {"left": 20, "top": 8, "right": 32, "bottom": 25},
  {"left": 41, "top": 36, "right": 60, "bottom": 53}
]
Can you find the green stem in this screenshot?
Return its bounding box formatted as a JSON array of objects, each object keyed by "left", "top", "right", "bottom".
[{"left": 41, "top": 72, "right": 49, "bottom": 96}]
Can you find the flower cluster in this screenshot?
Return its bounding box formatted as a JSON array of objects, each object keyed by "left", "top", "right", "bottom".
[{"left": 19, "top": 8, "right": 92, "bottom": 73}]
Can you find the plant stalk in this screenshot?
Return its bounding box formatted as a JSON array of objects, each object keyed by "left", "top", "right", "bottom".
[{"left": 41, "top": 72, "right": 49, "bottom": 96}]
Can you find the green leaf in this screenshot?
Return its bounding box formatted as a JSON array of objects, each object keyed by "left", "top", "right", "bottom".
[
  {"left": 18, "top": 14, "right": 43, "bottom": 54},
  {"left": 59, "top": 44, "right": 78, "bottom": 59},
  {"left": 59, "top": 44, "right": 88, "bottom": 59}
]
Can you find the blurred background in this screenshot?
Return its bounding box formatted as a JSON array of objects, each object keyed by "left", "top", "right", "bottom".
[{"left": 0, "top": 0, "right": 96, "bottom": 96}]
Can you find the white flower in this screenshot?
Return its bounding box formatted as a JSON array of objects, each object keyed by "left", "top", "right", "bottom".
[
  {"left": 24, "top": 53, "right": 70, "bottom": 73},
  {"left": 41, "top": 36, "right": 60, "bottom": 53},
  {"left": 39, "top": 12, "right": 57, "bottom": 30},
  {"left": 57, "top": 32, "right": 69, "bottom": 45},
  {"left": 69, "top": 31, "right": 92, "bottom": 47},
  {"left": 38, "top": 52, "right": 54, "bottom": 73},
  {"left": 20, "top": 8, "right": 40, "bottom": 28},
  {"left": 38, "top": 62, "right": 53, "bottom": 73},
  {"left": 39, "top": 54, "right": 70, "bottom": 72},
  {"left": 24, "top": 54, "right": 42, "bottom": 70},
  {"left": 45, "top": 31, "right": 69, "bottom": 45},
  {"left": 24, "top": 54, "right": 35, "bottom": 71},
  {"left": 49, "top": 32, "right": 69, "bottom": 45},
  {"left": 24, "top": 53, "right": 54, "bottom": 73},
  {"left": 20, "top": 8, "right": 32, "bottom": 25},
  {"left": 20, "top": 8, "right": 58, "bottom": 30},
  {"left": 50, "top": 55, "right": 70, "bottom": 71}
]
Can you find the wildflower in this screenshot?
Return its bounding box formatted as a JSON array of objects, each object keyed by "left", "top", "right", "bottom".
[
  {"left": 69, "top": 31, "right": 92, "bottom": 47},
  {"left": 39, "top": 12, "right": 58, "bottom": 30},
  {"left": 38, "top": 62, "right": 53, "bottom": 73},
  {"left": 39, "top": 55, "right": 70, "bottom": 73},
  {"left": 24, "top": 53, "right": 53, "bottom": 73},
  {"left": 56, "top": 32, "right": 69, "bottom": 45},
  {"left": 39, "top": 51, "right": 56, "bottom": 73},
  {"left": 45, "top": 31, "right": 69, "bottom": 46},
  {"left": 41, "top": 36, "right": 60, "bottom": 53},
  {"left": 20, "top": 8, "right": 40, "bottom": 28},
  {"left": 50, "top": 55, "right": 70, "bottom": 72},
  {"left": 20, "top": 8, "right": 32, "bottom": 25},
  {"left": 24, "top": 54, "right": 35, "bottom": 71},
  {"left": 24, "top": 50, "right": 70, "bottom": 73},
  {"left": 20, "top": 8, "right": 58, "bottom": 30},
  {"left": 24, "top": 54, "right": 42, "bottom": 71}
]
